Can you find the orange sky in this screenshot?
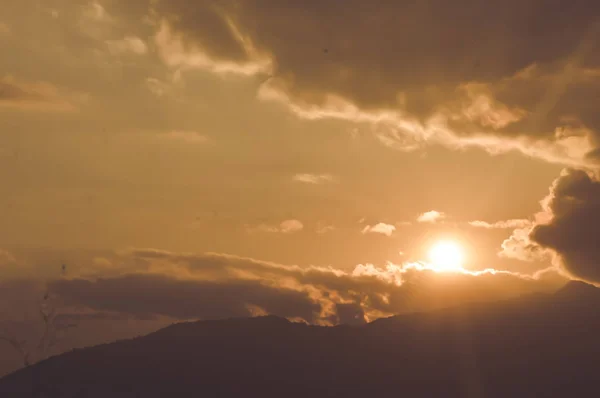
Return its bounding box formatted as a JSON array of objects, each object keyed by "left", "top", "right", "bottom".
[{"left": 2, "top": 1, "right": 600, "bottom": 331}]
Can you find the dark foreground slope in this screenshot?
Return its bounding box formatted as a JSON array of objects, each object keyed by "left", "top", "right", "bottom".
[{"left": 1, "top": 281, "right": 599, "bottom": 397}]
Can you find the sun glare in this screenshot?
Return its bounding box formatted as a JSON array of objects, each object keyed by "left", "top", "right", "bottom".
[{"left": 428, "top": 241, "right": 464, "bottom": 272}]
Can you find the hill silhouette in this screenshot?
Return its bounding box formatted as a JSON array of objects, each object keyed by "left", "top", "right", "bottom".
[{"left": 1, "top": 281, "right": 599, "bottom": 397}]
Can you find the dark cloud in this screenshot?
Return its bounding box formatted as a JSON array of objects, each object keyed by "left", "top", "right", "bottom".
[
  {"left": 38, "top": 249, "right": 564, "bottom": 325},
  {"left": 127, "top": 249, "right": 561, "bottom": 312},
  {"left": 145, "top": 0, "right": 600, "bottom": 163},
  {"left": 51, "top": 274, "right": 321, "bottom": 323},
  {"left": 528, "top": 169, "right": 600, "bottom": 283},
  {"left": 0, "top": 248, "right": 566, "bottom": 329},
  {"left": 156, "top": 0, "right": 599, "bottom": 95}
]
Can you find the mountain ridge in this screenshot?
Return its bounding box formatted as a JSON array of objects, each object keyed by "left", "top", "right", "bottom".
[{"left": 1, "top": 282, "right": 599, "bottom": 397}]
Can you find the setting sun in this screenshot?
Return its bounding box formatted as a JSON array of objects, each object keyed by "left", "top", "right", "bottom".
[{"left": 428, "top": 241, "right": 464, "bottom": 272}]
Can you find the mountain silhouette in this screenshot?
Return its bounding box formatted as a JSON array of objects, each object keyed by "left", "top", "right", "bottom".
[
  {"left": 554, "top": 279, "right": 600, "bottom": 300},
  {"left": 1, "top": 282, "right": 600, "bottom": 397}
]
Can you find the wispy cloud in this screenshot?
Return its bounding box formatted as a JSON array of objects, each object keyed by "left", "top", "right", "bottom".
[
  {"left": 154, "top": 21, "right": 272, "bottom": 76},
  {"left": 293, "top": 173, "right": 335, "bottom": 184},
  {"left": 248, "top": 219, "right": 304, "bottom": 234},
  {"left": 146, "top": 77, "right": 171, "bottom": 97},
  {"left": 0, "top": 75, "right": 87, "bottom": 112},
  {"left": 83, "top": 1, "right": 110, "bottom": 21},
  {"left": 279, "top": 219, "right": 304, "bottom": 233},
  {"left": 316, "top": 223, "right": 335, "bottom": 234},
  {"left": 469, "top": 219, "right": 531, "bottom": 229},
  {"left": 77, "top": 1, "right": 114, "bottom": 40},
  {"left": 362, "top": 223, "right": 396, "bottom": 237},
  {"left": 417, "top": 211, "right": 446, "bottom": 224}
]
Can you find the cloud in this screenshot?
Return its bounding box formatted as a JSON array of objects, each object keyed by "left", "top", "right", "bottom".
[
  {"left": 500, "top": 225, "right": 547, "bottom": 263},
  {"left": 0, "top": 76, "right": 85, "bottom": 112},
  {"left": 106, "top": 36, "right": 148, "bottom": 55},
  {"left": 52, "top": 275, "right": 320, "bottom": 323},
  {"left": 82, "top": 1, "right": 111, "bottom": 22},
  {"left": 144, "top": 0, "right": 600, "bottom": 166},
  {"left": 41, "top": 248, "right": 565, "bottom": 326},
  {"left": 469, "top": 219, "right": 531, "bottom": 229},
  {"left": 417, "top": 211, "right": 446, "bottom": 224},
  {"left": 92, "top": 257, "right": 113, "bottom": 268},
  {"left": 249, "top": 224, "right": 279, "bottom": 234},
  {"left": 249, "top": 219, "right": 304, "bottom": 234},
  {"left": 279, "top": 219, "right": 304, "bottom": 234},
  {"left": 154, "top": 19, "right": 271, "bottom": 76},
  {"left": 361, "top": 223, "right": 396, "bottom": 237},
  {"left": 515, "top": 169, "right": 600, "bottom": 284},
  {"left": 293, "top": 174, "right": 334, "bottom": 184},
  {"left": 316, "top": 223, "right": 335, "bottom": 234},
  {"left": 77, "top": 1, "right": 114, "bottom": 40},
  {"left": 145, "top": 77, "right": 171, "bottom": 97}
]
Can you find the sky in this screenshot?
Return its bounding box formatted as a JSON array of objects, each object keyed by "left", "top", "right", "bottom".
[{"left": 2, "top": 0, "right": 600, "bottom": 368}]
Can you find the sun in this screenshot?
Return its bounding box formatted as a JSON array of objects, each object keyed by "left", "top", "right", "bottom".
[{"left": 428, "top": 240, "right": 464, "bottom": 272}]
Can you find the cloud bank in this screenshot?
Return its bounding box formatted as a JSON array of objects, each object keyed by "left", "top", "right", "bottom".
[
  {"left": 137, "top": 0, "right": 600, "bottom": 166},
  {"left": 16, "top": 248, "right": 563, "bottom": 326}
]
